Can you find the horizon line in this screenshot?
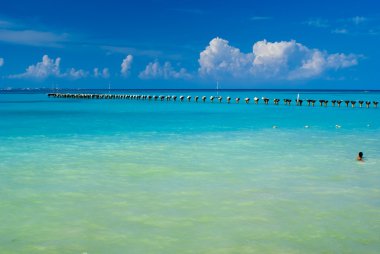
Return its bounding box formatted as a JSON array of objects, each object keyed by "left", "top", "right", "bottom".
[{"left": 1, "top": 88, "right": 380, "bottom": 92}]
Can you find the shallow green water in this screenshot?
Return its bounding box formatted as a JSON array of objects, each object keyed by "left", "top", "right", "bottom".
[{"left": 0, "top": 90, "right": 379, "bottom": 253}]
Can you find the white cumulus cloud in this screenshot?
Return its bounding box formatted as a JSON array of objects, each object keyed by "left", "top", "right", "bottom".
[
  {"left": 102, "top": 68, "right": 110, "bottom": 78},
  {"left": 198, "top": 37, "right": 359, "bottom": 80},
  {"left": 93, "top": 68, "right": 100, "bottom": 77},
  {"left": 94, "top": 67, "right": 110, "bottom": 78},
  {"left": 0, "top": 57, "right": 3, "bottom": 67},
  {"left": 198, "top": 37, "right": 253, "bottom": 78},
  {"left": 9, "top": 54, "right": 89, "bottom": 80},
  {"left": 10, "top": 55, "right": 61, "bottom": 79},
  {"left": 121, "top": 55, "right": 133, "bottom": 76},
  {"left": 139, "top": 60, "right": 191, "bottom": 80},
  {"left": 66, "top": 68, "right": 88, "bottom": 79}
]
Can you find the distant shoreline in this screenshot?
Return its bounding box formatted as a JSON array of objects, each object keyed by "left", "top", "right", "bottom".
[{"left": 1, "top": 88, "right": 380, "bottom": 94}]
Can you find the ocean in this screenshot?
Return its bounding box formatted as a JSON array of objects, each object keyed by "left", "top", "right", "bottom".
[{"left": 0, "top": 89, "right": 379, "bottom": 253}]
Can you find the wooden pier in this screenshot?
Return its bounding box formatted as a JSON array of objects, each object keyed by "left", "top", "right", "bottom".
[{"left": 47, "top": 93, "right": 378, "bottom": 108}]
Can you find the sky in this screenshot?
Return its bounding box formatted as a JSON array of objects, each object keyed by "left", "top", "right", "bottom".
[{"left": 0, "top": 0, "right": 379, "bottom": 89}]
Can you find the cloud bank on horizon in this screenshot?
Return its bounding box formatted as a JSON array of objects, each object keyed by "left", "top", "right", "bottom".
[{"left": 6, "top": 37, "right": 359, "bottom": 84}]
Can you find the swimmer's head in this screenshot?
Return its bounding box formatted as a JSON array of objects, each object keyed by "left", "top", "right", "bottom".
[{"left": 358, "top": 152, "right": 363, "bottom": 158}]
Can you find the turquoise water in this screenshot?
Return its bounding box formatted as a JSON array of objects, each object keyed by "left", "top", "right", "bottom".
[{"left": 1, "top": 90, "right": 379, "bottom": 253}]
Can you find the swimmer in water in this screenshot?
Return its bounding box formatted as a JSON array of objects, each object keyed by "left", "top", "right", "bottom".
[{"left": 357, "top": 152, "right": 364, "bottom": 161}]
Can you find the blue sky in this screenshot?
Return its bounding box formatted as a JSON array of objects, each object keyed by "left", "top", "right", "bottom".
[{"left": 0, "top": 0, "right": 379, "bottom": 89}]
